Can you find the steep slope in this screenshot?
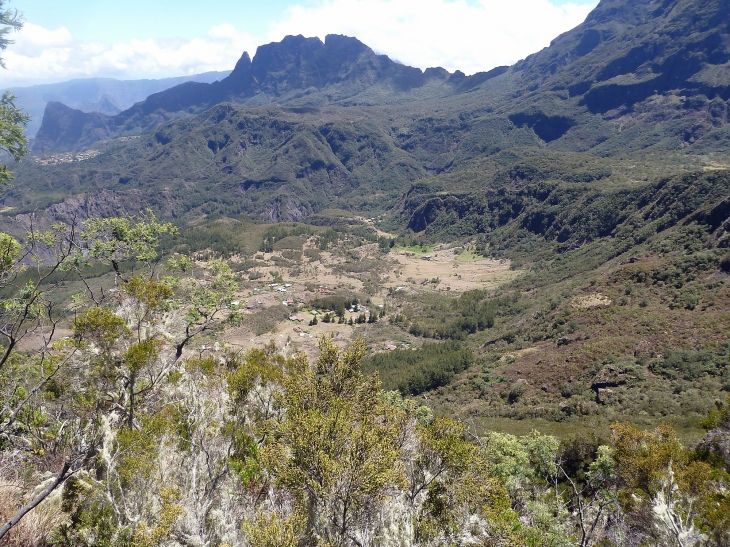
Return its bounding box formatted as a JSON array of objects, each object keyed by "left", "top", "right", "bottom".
[
  {"left": 496, "top": 0, "right": 730, "bottom": 152},
  {"left": 12, "top": 0, "right": 730, "bottom": 227},
  {"left": 6, "top": 103, "right": 430, "bottom": 224},
  {"left": 32, "top": 0, "right": 730, "bottom": 158},
  {"left": 33, "top": 35, "right": 493, "bottom": 154},
  {"left": 4, "top": 71, "right": 231, "bottom": 138},
  {"left": 3, "top": 0, "right": 730, "bottom": 440}
]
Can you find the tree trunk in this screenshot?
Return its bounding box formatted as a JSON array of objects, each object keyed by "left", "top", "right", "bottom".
[
  {"left": 0, "top": 462, "right": 73, "bottom": 540},
  {"left": 128, "top": 373, "right": 135, "bottom": 429}
]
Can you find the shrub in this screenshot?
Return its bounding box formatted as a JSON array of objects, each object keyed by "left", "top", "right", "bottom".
[
  {"left": 508, "top": 382, "right": 528, "bottom": 404},
  {"left": 650, "top": 349, "right": 720, "bottom": 381},
  {"left": 362, "top": 341, "right": 474, "bottom": 395},
  {"left": 720, "top": 254, "right": 730, "bottom": 273}
]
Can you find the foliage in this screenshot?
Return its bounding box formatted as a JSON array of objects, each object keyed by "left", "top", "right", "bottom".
[
  {"left": 73, "top": 307, "right": 130, "bottom": 350},
  {"left": 362, "top": 340, "right": 473, "bottom": 395},
  {"left": 610, "top": 422, "right": 723, "bottom": 546},
  {"left": 130, "top": 488, "right": 183, "bottom": 547},
  {"left": 241, "top": 510, "right": 304, "bottom": 547},
  {"left": 166, "top": 257, "right": 238, "bottom": 358},
  {"left": 0, "top": 0, "right": 22, "bottom": 67},
  {"left": 4, "top": 0, "right": 730, "bottom": 542},
  {"left": 405, "top": 290, "right": 516, "bottom": 341},
  {"left": 262, "top": 337, "right": 406, "bottom": 545},
  {"left": 0, "top": 212, "right": 250, "bottom": 544},
  {"left": 700, "top": 395, "right": 730, "bottom": 431},
  {"left": 0, "top": 92, "right": 29, "bottom": 185},
  {"left": 650, "top": 348, "right": 724, "bottom": 381},
  {"left": 0, "top": 1, "right": 28, "bottom": 185},
  {"left": 82, "top": 211, "right": 177, "bottom": 273}
]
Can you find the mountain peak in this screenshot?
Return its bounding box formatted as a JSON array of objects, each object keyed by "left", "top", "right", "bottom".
[
  {"left": 225, "top": 51, "right": 253, "bottom": 90},
  {"left": 35, "top": 0, "right": 730, "bottom": 155},
  {"left": 32, "top": 34, "right": 456, "bottom": 153},
  {"left": 231, "top": 51, "right": 252, "bottom": 74}
]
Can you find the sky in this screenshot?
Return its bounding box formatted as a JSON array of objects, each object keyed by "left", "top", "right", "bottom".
[{"left": 1, "top": 0, "right": 599, "bottom": 87}]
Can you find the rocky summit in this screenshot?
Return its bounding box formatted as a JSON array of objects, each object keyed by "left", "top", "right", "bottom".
[{"left": 32, "top": 34, "right": 497, "bottom": 154}]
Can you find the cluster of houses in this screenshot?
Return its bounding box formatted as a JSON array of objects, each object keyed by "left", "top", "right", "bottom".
[
  {"left": 290, "top": 314, "right": 314, "bottom": 338},
  {"left": 270, "top": 282, "right": 293, "bottom": 291},
  {"left": 34, "top": 149, "right": 101, "bottom": 165}
]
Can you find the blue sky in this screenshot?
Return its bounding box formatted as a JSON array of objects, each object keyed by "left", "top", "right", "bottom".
[
  {"left": 15, "top": 0, "right": 296, "bottom": 43},
  {"left": 3, "top": 0, "right": 599, "bottom": 86}
]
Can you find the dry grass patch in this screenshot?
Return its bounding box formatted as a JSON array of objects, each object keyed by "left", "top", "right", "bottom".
[
  {"left": 385, "top": 251, "right": 518, "bottom": 293},
  {"left": 570, "top": 293, "right": 612, "bottom": 309}
]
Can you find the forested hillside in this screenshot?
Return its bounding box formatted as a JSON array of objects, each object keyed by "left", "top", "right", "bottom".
[{"left": 1, "top": 0, "right": 730, "bottom": 544}]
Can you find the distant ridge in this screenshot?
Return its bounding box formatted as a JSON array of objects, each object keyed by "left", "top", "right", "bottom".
[
  {"left": 32, "top": 35, "right": 504, "bottom": 154},
  {"left": 4, "top": 71, "right": 231, "bottom": 139},
  {"left": 11, "top": 0, "right": 730, "bottom": 227},
  {"left": 33, "top": 0, "right": 730, "bottom": 156}
]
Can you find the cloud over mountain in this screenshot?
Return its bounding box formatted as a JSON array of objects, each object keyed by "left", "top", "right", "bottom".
[
  {"left": 3, "top": 23, "right": 257, "bottom": 86},
  {"left": 4, "top": 0, "right": 596, "bottom": 86},
  {"left": 268, "top": 0, "right": 596, "bottom": 75}
]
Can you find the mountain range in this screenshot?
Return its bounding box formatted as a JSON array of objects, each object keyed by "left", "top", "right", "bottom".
[
  {"left": 2, "top": 0, "right": 730, "bottom": 461},
  {"left": 2, "top": 0, "right": 728, "bottom": 231},
  {"left": 3, "top": 71, "right": 231, "bottom": 139}
]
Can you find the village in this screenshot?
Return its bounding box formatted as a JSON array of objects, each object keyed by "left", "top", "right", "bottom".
[
  {"left": 214, "top": 239, "right": 518, "bottom": 360},
  {"left": 33, "top": 149, "right": 101, "bottom": 165}
]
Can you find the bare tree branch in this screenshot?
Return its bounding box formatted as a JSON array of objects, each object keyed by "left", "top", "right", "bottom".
[{"left": 0, "top": 461, "right": 74, "bottom": 540}]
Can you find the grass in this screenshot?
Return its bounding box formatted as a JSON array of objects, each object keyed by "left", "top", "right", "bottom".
[
  {"left": 394, "top": 245, "right": 434, "bottom": 255},
  {"left": 468, "top": 416, "right": 707, "bottom": 446},
  {"left": 455, "top": 248, "right": 484, "bottom": 263}
]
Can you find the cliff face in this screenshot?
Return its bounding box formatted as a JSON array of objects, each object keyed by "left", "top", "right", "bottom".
[
  {"left": 35, "top": 0, "right": 730, "bottom": 156},
  {"left": 507, "top": 0, "right": 730, "bottom": 119},
  {"left": 32, "top": 35, "right": 467, "bottom": 154},
  {"left": 17, "top": 0, "right": 730, "bottom": 226}
]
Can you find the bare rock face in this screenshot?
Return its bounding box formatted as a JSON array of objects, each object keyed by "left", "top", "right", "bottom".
[
  {"left": 699, "top": 427, "right": 730, "bottom": 469},
  {"left": 596, "top": 388, "right": 616, "bottom": 405},
  {"left": 10, "top": 189, "right": 179, "bottom": 264},
  {"left": 15, "top": 190, "right": 143, "bottom": 230},
  {"left": 591, "top": 365, "right": 631, "bottom": 390},
  {"left": 591, "top": 363, "right": 643, "bottom": 404},
  {"left": 32, "top": 34, "right": 461, "bottom": 154}
]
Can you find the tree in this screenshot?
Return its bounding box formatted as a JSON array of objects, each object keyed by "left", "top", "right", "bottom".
[
  {"left": 166, "top": 256, "right": 238, "bottom": 360},
  {"left": 0, "top": 1, "right": 29, "bottom": 185},
  {"left": 0, "top": 0, "right": 22, "bottom": 64},
  {"left": 0, "top": 213, "right": 176, "bottom": 542},
  {"left": 559, "top": 445, "right": 619, "bottom": 547},
  {"left": 262, "top": 337, "right": 406, "bottom": 546},
  {"left": 610, "top": 423, "right": 714, "bottom": 547}
]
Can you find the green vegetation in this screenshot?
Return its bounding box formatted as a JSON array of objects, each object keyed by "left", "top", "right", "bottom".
[
  {"left": 394, "top": 243, "right": 434, "bottom": 255},
  {"left": 651, "top": 347, "right": 729, "bottom": 382},
  {"left": 362, "top": 341, "right": 473, "bottom": 394},
  {"left": 402, "top": 290, "right": 519, "bottom": 341},
  {"left": 3, "top": 0, "right": 730, "bottom": 543},
  {"left": 0, "top": 1, "right": 29, "bottom": 185},
  {"left": 0, "top": 212, "right": 728, "bottom": 545}
]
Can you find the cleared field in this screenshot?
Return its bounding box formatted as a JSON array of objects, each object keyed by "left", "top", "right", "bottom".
[
  {"left": 385, "top": 250, "right": 518, "bottom": 293},
  {"left": 220, "top": 240, "right": 521, "bottom": 358}
]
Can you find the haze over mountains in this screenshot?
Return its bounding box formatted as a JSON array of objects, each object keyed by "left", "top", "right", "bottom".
[
  {"left": 31, "top": 0, "right": 730, "bottom": 157},
  {"left": 31, "top": 34, "right": 509, "bottom": 155},
  {"left": 3, "top": 71, "right": 231, "bottom": 139},
  {"left": 6, "top": 0, "right": 726, "bottom": 233}
]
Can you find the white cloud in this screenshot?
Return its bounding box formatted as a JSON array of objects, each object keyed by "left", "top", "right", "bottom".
[
  {"left": 10, "top": 23, "right": 73, "bottom": 55},
  {"left": 2, "top": 24, "right": 258, "bottom": 87},
  {"left": 1, "top": 0, "right": 597, "bottom": 86},
  {"left": 267, "top": 0, "right": 596, "bottom": 75}
]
